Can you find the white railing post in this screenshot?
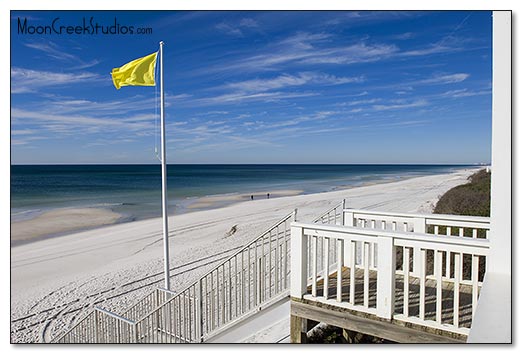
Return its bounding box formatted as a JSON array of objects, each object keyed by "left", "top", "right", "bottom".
[
  {"left": 376, "top": 235, "right": 395, "bottom": 319},
  {"left": 290, "top": 225, "right": 308, "bottom": 298},
  {"left": 133, "top": 323, "right": 138, "bottom": 343},
  {"left": 197, "top": 279, "right": 203, "bottom": 342},
  {"left": 336, "top": 238, "right": 343, "bottom": 302},
  {"left": 340, "top": 199, "right": 347, "bottom": 225},
  {"left": 412, "top": 217, "right": 426, "bottom": 277},
  {"left": 343, "top": 210, "right": 354, "bottom": 227},
  {"left": 343, "top": 210, "right": 354, "bottom": 266},
  {"left": 94, "top": 309, "right": 99, "bottom": 343},
  {"left": 323, "top": 237, "right": 330, "bottom": 299},
  {"left": 435, "top": 250, "right": 443, "bottom": 324}
]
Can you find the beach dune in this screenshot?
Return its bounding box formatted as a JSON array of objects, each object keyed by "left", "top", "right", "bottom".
[{"left": 10, "top": 169, "right": 478, "bottom": 343}]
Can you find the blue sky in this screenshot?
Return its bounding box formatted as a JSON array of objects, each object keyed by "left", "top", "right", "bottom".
[{"left": 10, "top": 11, "right": 492, "bottom": 164}]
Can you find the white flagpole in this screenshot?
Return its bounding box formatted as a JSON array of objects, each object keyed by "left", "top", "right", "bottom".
[{"left": 159, "top": 41, "right": 171, "bottom": 290}]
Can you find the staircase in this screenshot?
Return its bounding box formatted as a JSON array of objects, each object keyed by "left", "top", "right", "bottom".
[{"left": 52, "top": 209, "right": 297, "bottom": 343}]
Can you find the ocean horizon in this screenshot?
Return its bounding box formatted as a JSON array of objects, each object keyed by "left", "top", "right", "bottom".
[{"left": 11, "top": 164, "right": 476, "bottom": 223}]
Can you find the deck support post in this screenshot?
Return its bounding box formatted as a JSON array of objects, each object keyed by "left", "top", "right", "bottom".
[{"left": 290, "top": 315, "right": 308, "bottom": 343}]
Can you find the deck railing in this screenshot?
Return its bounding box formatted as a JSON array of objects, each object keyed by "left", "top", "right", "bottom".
[
  {"left": 343, "top": 209, "right": 490, "bottom": 239},
  {"left": 53, "top": 210, "right": 296, "bottom": 343},
  {"left": 52, "top": 287, "right": 175, "bottom": 343},
  {"left": 291, "top": 215, "right": 490, "bottom": 336},
  {"left": 163, "top": 209, "right": 297, "bottom": 342},
  {"left": 313, "top": 199, "right": 346, "bottom": 225},
  {"left": 123, "top": 288, "right": 176, "bottom": 321},
  {"left": 53, "top": 307, "right": 138, "bottom": 343},
  {"left": 323, "top": 207, "right": 490, "bottom": 278}
]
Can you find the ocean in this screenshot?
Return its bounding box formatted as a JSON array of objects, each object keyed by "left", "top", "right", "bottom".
[{"left": 11, "top": 164, "right": 471, "bottom": 223}]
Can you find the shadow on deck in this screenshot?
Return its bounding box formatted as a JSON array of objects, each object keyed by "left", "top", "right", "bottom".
[{"left": 291, "top": 267, "right": 474, "bottom": 343}]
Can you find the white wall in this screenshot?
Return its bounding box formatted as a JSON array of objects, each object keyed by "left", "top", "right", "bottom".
[
  {"left": 468, "top": 10, "right": 511, "bottom": 343},
  {"left": 489, "top": 10, "right": 512, "bottom": 276}
]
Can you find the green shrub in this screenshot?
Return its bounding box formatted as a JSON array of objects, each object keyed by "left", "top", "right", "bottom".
[
  {"left": 434, "top": 169, "right": 491, "bottom": 217},
  {"left": 307, "top": 325, "right": 392, "bottom": 344}
]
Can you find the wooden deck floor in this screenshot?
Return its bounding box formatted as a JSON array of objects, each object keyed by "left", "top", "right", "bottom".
[{"left": 300, "top": 267, "right": 475, "bottom": 341}]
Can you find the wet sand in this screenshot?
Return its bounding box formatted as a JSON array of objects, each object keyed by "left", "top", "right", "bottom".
[{"left": 11, "top": 208, "right": 123, "bottom": 246}]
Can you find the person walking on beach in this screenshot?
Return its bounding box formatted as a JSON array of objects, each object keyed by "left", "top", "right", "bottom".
[
  {"left": 251, "top": 195, "right": 254, "bottom": 200},
  {"left": 267, "top": 193, "right": 270, "bottom": 199}
]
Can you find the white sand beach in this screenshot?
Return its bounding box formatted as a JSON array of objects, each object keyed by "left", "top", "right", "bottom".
[
  {"left": 11, "top": 208, "right": 123, "bottom": 246},
  {"left": 10, "top": 168, "right": 479, "bottom": 343},
  {"left": 184, "top": 189, "right": 304, "bottom": 210}
]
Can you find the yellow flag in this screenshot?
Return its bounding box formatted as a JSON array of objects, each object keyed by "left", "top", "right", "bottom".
[{"left": 111, "top": 52, "right": 157, "bottom": 90}]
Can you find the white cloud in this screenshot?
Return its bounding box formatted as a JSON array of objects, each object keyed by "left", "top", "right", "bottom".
[
  {"left": 244, "top": 111, "right": 336, "bottom": 130},
  {"left": 199, "top": 28, "right": 469, "bottom": 77},
  {"left": 373, "top": 99, "right": 428, "bottom": 111},
  {"left": 215, "top": 22, "right": 243, "bottom": 36},
  {"left": 224, "top": 72, "right": 364, "bottom": 93},
  {"left": 400, "top": 44, "right": 452, "bottom": 57},
  {"left": 10, "top": 107, "right": 160, "bottom": 138},
  {"left": 23, "top": 40, "right": 100, "bottom": 69},
  {"left": 441, "top": 89, "right": 491, "bottom": 98},
  {"left": 392, "top": 32, "right": 415, "bottom": 40},
  {"left": 195, "top": 91, "right": 318, "bottom": 105},
  {"left": 278, "top": 32, "right": 332, "bottom": 49},
  {"left": 348, "top": 91, "right": 369, "bottom": 97},
  {"left": 24, "top": 42, "right": 78, "bottom": 61},
  {"left": 215, "top": 17, "right": 260, "bottom": 37},
  {"left": 347, "top": 98, "right": 381, "bottom": 106},
  {"left": 300, "top": 43, "right": 399, "bottom": 65},
  {"left": 11, "top": 67, "right": 102, "bottom": 93},
  {"left": 18, "top": 93, "right": 183, "bottom": 119},
  {"left": 198, "top": 31, "right": 402, "bottom": 75},
  {"left": 11, "top": 136, "right": 45, "bottom": 146},
  {"left": 239, "top": 18, "right": 258, "bottom": 28},
  {"left": 11, "top": 129, "right": 36, "bottom": 135},
  {"left": 419, "top": 73, "right": 470, "bottom": 84},
  {"left": 245, "top": 41, "right": 398, "bottom": 69}
]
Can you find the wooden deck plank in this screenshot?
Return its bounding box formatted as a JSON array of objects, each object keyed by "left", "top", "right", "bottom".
[
  {"left": 305, "top": 266, "right": 474, "bottom": 338},
  {"left": 291, "top": 300, "right": 465, "bottom": 343}
]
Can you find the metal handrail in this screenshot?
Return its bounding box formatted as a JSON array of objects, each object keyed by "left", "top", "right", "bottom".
[
  {"left": 138, "top": 209, "right": 297, "bottom": 342},
  {"left": 52, "top": 209, "right": 297, "bottom": 343},
  {"left": 313, "top": 199, "right": 345, "bottom": 224},
  {"left": 94, "top": 306, "right": 136, "bottom": 325}
]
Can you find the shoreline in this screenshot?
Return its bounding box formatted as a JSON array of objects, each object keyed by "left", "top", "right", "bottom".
[
  {"left": 10, "top": 168, "right": 480, "bottom": 246},
  {"left": 10, "top": 207, "right": 125, "bottom": 246}
]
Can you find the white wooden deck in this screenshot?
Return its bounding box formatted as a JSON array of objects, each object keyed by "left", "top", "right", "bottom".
[
  {"left": 52, "top": 204, "right": 491, "bottom": 344},
  {"left": 291, "top": 205, "right": 490, "bottom": 341}
]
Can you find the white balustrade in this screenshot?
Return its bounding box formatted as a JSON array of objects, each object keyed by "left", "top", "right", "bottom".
[
  {"left": 342, "top": 209, "right": 490, "bottom": 240},
  {"left": 291, "top": 219, "right": 490, "bottom": 335}
]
